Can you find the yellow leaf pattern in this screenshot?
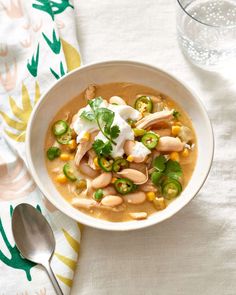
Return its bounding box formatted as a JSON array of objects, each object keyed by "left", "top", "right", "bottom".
[
  {"left": 0, "top": 81, "right": 40, "bottom": 142},
  {"left": 61, "top": 39, "right": 81, "bottom": 71},
  {"left": 54, "top": 228, "right": 80, "bottom": 287},
  {"left": 54, "top": 253, "right": 77, "bottom": 271},
  {"left": 62, "top": 228, "right": 80, "bottom": 254},
  {"left": 56, "top": 275, "right": 72, "bottom": 288}
]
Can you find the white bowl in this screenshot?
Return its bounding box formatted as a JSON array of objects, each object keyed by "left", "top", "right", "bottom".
[{"left": 26, "top": 60, "right": 214, "bottom": 231}]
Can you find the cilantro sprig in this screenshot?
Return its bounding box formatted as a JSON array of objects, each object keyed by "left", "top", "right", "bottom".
[
  {"left": 92, "top": 139, "right": 112, "bottom": 157},
  {"left": 80, "top": 97, "right": 120, "bottom": 156},
  {"left": 151, "top": 156, "right": 183, "bottom": 186}
]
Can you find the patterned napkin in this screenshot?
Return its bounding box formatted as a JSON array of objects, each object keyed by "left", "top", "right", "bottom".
[{"left": 0, "top": 0, "right": 82, "bottom": 294}]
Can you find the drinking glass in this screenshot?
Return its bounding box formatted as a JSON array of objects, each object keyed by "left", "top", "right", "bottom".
[{"left": 176, "top": 0, "right": 236, "bottom": 69}]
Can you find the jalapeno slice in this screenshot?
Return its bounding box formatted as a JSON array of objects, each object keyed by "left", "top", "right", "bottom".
[
  {"left": 98, "top": 156, "right": 113, "bottom": 172},
  {"left": 162, "top": 178, "right": 182, "bottom": 200},
  {"left": 47, "top": 147, "right": 61, "bottom": 160},
  {"left": 114, "top": 178, "right": 136, "bottom": 195},
  {"left": 112, "top": 158, "right": 129, "bottom": 172},
  {"left": 63, "top": 163, "right": 77, "bottom": 182},
  {"left": 135, "top": 96, "right": 153, "bottom": 113},
  {"left": 56, "top": 128, "right": 72, "bottom": 144},
  {"left": 141, "top": 132, "right": 159, "bottom": 149},
  {"left": 52, "top": 120, "right": 68, "bottom": 136}
]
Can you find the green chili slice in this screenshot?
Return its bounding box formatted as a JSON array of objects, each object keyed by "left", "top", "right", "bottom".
[
  {"left": 141, "top": 132, "right": 159, "bottom": 149},
  {"left": 98, "top": 156, "right": 114, "bottom": 172},
  {"left": 94, "top": 189, "right": 104, "bottom": 201},
  {"left": 114, "top": 178, "right": 136, "bottom": 195},
  {"left": 162, "top": 178, "right": 182, "bottom": 200},
  {"left": 63, "top": 163, "right": 77, "bottom": 182},
  {"left": 46, "top": 147, "right": 61, "bottom": 161},
  {"left": 134, "top": 96, "right": 153, "bottom": 113},
  {"left": 52, "top": 120, "right": 68, "bottom": 136},
  {"left": 56, "top": 128, "right": 72, "bottom": 144},
  {"left": 112, "top": 158, "right": 129, "bottom": 172}
]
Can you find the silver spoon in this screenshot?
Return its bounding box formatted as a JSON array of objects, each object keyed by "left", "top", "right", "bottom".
[{"left": 12, "top": 203, "right": 64, "bottom": 295}]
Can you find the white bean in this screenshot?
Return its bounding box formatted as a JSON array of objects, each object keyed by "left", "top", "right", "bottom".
[
  {"left": 101, "top": 195, "right": 123, "bottom": 207},
  {"left": 71, "top": 198, "right": 97, "bottom": 209},
  {"left": 91, "top": 172, "right": 112, "bottom": 189},
  {"left": 129, "top": 212, "right": 147, "bottom": 220},
  {"left": 123, "top": 191, "right": 146, "bottom": 204}
]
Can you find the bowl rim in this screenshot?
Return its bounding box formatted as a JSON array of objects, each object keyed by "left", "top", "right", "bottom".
[{"left": 26, "top": 60, "right": 214, "bottom": 231}]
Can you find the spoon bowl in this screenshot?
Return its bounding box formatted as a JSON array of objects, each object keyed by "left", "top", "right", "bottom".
[{"left": 12, "top": 203, "right": 63, "bottom": 295}]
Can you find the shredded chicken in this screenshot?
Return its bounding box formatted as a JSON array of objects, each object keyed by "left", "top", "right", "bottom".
[
  {"left": 85, "top": 84, "right": 96, "bottom": 100},
  {"left": 75, "top": 141, "right": 92, "bottom": 167},
  {"left": 136, "top": 110, "right": 173, "bottom": 129},
  {"left": 87, "top": 149, "right": 97, "bottom": 170},
  {"left": 74, "top": 132, "right": 98, "bottom": 167}
]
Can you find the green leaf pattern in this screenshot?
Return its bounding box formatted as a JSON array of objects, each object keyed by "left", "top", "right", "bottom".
[
  {"left": 27, "top": 44, "right": 40, "bottom": 77},
  {"left": 42, "top": 29, "right": 61, "bottom": 54},
  {"left": 50, "top": 61, "right": 66, "bottom": 79},
  {"left": 33, "top": 0, "right": 74, "bottom": 20}
]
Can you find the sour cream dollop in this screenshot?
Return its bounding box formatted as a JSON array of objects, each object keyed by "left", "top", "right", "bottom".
[
  {"left": 73, "top": 98, "right": 150, "bottom": 158},
  {"left": 131, "top": 141, "right": 151, "bottom": 159}
]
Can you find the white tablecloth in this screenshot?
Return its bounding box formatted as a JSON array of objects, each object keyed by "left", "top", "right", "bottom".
[{"left": 71, "top": 1, "right": 236, "bottom": 294}]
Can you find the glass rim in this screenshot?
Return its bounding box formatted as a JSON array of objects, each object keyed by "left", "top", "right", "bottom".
[{"left": 177, "top": 0, "right": 236, "bottom": 29}]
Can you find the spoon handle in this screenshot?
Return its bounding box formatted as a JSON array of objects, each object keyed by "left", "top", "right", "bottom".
[{"left": 43, "top": 260, "right": 64, "bottom": 295}]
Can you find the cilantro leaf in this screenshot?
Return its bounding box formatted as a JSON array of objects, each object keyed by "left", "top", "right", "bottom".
[
  {"left": 86, "top": 97, "right": 120, "bottom": 147},
  {"left": 96, "top": 108, "right": 114, "bottom": 129},
  {"left": 110, "top": 125, "right": 120, "bottom": 139},
  {"left": 80, "top": 110, "right": 95, "bottom": 121},
  {"left": 165, "top": 160, "right": 183, "bottom": 181},
  {"left": 92, "top": 139, "right": 112, "bottom": 157},
  {"left": 153, "top": 155, "right": 167, "bottom": 172},
  {"left": 173, "top": 110, "right": 180, "bottom": 119},
  {"left": 165, "top": 160, "right": 182, "bottom": 174},
  {"left": 88, "top": 97, "right": 103, "bottom": 111}
]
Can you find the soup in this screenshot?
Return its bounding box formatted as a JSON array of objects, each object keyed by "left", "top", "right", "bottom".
[{"left": 45, "top": 83, "right": 197, "bottom": 222}]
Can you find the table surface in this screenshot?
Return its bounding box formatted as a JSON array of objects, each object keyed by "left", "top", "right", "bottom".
[{"left": 71, "top": 1, "right": 236, "bottom": 294}]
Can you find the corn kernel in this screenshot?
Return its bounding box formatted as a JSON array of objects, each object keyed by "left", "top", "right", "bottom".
[
  {"left": 171, "top": 125, "right": 181, "bottom": 136},
  {"left": 111, "top": 177, "right": 117, "bottom": 184},
  {"left": 153, "top": 197, "right": 166, "bottom": 210},
  {"left": 182, "top": 148, "right": 189, "bottom": 157},
  {"left": 81, "top": 131, "right": 90, "bottom": 142},
  {"left": 76, "top": 179, "right": 87, "bottom": 189},
  {"left": 68, "top": 139, "right": 77, "bottom": 151},
  {"left": 170, "top": 152, "right": 180, "bottom": 162},
  {"left": 146, "top": 192, "right": 156, "bottom": 201},
  {"left": 60, "top": 153, "right": 70, "bottom": 161},
  {"left": 93, "top": 157, "right": 100, "bottom": 169},
  {"left": 127, "top": 155, "right": 134, "bottom": 162},
  {"left": 55, "top": 174, "right": 67, "bottom": 184},
  {"left": 133, "top": 128, "right": 146, "bottom": 137},
  {"left": 70, "top": 155, "right": 75, "bottom": 160}
]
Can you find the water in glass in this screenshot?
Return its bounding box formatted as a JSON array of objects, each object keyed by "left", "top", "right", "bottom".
[{"left": 177, "top": 0, "right": 236, "bottom": 69}]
